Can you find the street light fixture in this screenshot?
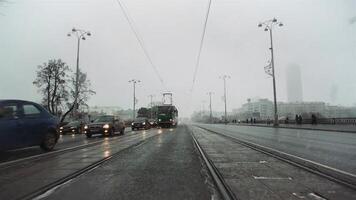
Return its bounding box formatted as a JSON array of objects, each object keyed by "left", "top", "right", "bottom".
[
  {"left": 67, "top": 27, "right": 91, "bottom": 117},
  {"left": 258, "top": 18, "right": 283, "bottom": 126},
  {"left": 129, "top": 79, "right": 141, "bottom": 119}
]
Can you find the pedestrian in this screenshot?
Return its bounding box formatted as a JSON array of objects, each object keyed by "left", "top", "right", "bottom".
[
  {"left": 299, "top": 115, "right": 303, "bottom": 125},
  {"left": 253, "top": 118, "right": 256, "bottom": 124},
  {"left": 285, "top": 117, "right": 289, "bottom": 124},
  {"left": 250, "top": 117, "right": 253, "bottom": 124},
  {"left": 246, "top": 118, "right": 249, "bottom": 123},
  {"left": 295, "top": 115, "right": 299, "bottom": 125}
]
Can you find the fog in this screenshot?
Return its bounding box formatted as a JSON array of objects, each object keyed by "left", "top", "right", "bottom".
[{"left": 0, "top": 0, "right": 355, "bottom": 117}]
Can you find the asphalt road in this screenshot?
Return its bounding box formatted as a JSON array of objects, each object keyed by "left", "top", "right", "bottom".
[
  {"left": 197, "top": 124, "right": 356, "bottom": 175},
  {"left": 0, "top": 128, "right": 132, "bottom": 163},
  {"left": 0, "top": 128, "right": 165, "bottom": 200},
  {"left": 39, "top": 125, "right": 215, "bottom": 200}
]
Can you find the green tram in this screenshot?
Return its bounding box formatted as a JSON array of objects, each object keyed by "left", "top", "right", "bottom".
[{"left": 157, "top": 105, "right": 178, "bottom": 128}]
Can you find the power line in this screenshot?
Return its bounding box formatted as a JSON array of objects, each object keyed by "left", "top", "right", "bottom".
[
  {"left": 114, "top": 0, "right": 165, "bottom": 88},
  {"left": 191, "top": 0, "right": 212, "bottom": 91}
]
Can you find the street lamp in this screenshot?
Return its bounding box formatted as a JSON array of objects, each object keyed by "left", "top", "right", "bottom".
[
  {"left": 67, "top": 27, "right": 91, "bottom": 116},
  {"left": 148, "top": 94, "right": 155, "bottom": 119},
  {"left": 258, "top": 18, "right": 283, "bottom": 126},
  {"left": 129, "top": 79, "right": 141, "bottom": 119},
  {"left": 219, "top": 75, "right": 230, "bottom": 124},
  {"left": 207, "top": 92, "right": 214, "bottom": 123}
]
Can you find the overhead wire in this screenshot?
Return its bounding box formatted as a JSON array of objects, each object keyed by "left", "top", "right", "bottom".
[
  {"left": 190, "top": 0, "right": 212, "bottom": 92},
  {"left": 114, "top": 0, "right": 166, "bottom": 88}
]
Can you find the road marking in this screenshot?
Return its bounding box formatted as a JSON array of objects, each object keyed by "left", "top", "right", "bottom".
[{"left": 253, "top": 176, "right": 292, "bottom": 180}]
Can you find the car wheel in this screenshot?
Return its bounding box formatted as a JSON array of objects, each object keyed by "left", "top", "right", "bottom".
[
  {"left": 131, "top": 127, "right": 135, "bottom": 131},
  {"left": 40, "top": 132, "right": 57, "bottom": 151},
  {"left": 86, "top": 133, "right": 92, "bottom": 138},
  {"left": 109, "top": 128, "right": 115, "bottom": 136}
]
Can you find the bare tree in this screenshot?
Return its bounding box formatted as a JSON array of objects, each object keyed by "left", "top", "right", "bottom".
[
  {"left": 33, "top": 59, "right": 70, "bottom": 116},
  {"left": 60, "top": 69, "right": 95, "bottom": 123}
]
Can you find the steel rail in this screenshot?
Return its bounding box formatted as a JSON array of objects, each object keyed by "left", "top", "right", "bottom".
[
  {"left": 0, "top": 130, "right": 134, "bottom": 169},
  {"left": 196, "top": 125, "right": 356, "bottom": 191},
  {"left": 18, "top": 131, "right": 160, "bottom": 200},
  {"left": 189, "top": 127, "right": 238, "bottom": 200}
]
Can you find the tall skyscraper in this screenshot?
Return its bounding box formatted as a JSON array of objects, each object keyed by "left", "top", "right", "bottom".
[{"left": 286, "top": 64, "right": 303, "bottom": 102}]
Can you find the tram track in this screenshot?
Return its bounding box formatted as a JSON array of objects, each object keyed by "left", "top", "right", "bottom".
[
  {"left": 195, "top": 125, "right": 356, "bottom": 191},
  {"left": 189, "top": 128, "right": 238, "bottom": 200},
  {"left": 0, "top": 130, "right": 134, "bottom": 169},
  {"left": 12, "top": 130, "right": 161, "bottom": 200}
]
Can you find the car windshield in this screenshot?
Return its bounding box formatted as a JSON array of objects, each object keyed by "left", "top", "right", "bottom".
[
  {"left": 134, "top": 118, "right": 146, "bottom": 122},
  {"left": 67, "top": 121, "right": 80, "bottom": 126},
  {"left": 94, "top": 116, "right": 113, "bottom": 123}
]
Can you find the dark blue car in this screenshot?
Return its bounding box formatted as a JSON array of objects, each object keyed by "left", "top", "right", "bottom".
[{"left": 0, "top": 100, "right": 59, "bottom": 151}]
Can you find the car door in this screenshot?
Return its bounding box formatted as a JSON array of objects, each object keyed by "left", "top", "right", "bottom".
[
  {"left": 0, "top": 102, "right": 25, "bottom": 150},
  {"left": 20, "top": 103, "right": 46, "bottom": 146}
]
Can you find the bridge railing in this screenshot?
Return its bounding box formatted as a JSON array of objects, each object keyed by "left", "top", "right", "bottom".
[{"left": 248, "top": 118, "right": 356, "bottom": 125}]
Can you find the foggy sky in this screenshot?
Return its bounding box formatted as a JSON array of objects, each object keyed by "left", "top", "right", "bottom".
[{"left": 0, "top": 0, "right": 355, "bottom": 117}]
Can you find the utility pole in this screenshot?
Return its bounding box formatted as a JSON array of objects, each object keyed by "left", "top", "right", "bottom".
[
  {"left": 220, "top": 75, "right": 230, "bottom": 124},
  {"left": 148, "top": 94, "right": 155, "bottom": 119},
  {"left": 258, "top": 18, "right": 283, "bottom": 127},
  {"left": 207, "top": 92, "right": 214, "bottom": 123},
  {"left": 67, "top": 28, "right": 91, "bottom": 117},
  {"left": 129, "top": 79, "right": 140, "bottom": 119}
]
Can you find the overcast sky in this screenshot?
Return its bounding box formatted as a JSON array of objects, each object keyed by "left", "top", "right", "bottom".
[{"left": 0, "top": 0, "right": 355, "bottom": 117}]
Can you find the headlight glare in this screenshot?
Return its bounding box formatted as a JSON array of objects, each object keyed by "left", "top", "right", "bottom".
[
  {"left": 103, "top": 124, "right": 110, "bottom": 129},
  {"left": 84, "top": 125, "right": 88, "bottom": 129}
]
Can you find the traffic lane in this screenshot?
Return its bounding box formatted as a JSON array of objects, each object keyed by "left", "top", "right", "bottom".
[
  {"left": 0, "top": 127, "right": 133, "bottom": 163},
  {"left": 0, "top": 128, "right": 161, "bottom": 200},
  {"left": 191, "top": 126, "right": 356, "bottom": 200},
  {"left": 198, "top": 124, "right": 356, "bottom": 175},
  {"left": 41, "top": 126, "right": 215, "bottom": 200}
]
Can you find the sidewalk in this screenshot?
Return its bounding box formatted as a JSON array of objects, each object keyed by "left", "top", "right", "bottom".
[{"left": 235, "top": 123, "right": 356, "bottom": 133}]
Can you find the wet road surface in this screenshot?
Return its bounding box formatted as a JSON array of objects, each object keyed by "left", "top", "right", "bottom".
[
  {"left": 190, "top": 125, "right": 356, "bottom": 200},
  {"left": 197, "top": 123, "right": 356, "bottom": 174},
  {"left": 0, "top": 129, "right": 161, "bottom": 200},
  {"left": 0, "top": 128, "right": 132, "bottom": 163},
  {"left": 39, "top": 126, "right": 214, "bottom": 200}
]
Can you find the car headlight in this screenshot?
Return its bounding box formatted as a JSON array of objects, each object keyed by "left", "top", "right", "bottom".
[
  {"left": 84, "top": 125, "right": 88, "bottom": 129},
  {"left": 131, "top": 123, "right": 134, "bottom": 126},
  {"left": 150, "top": 122, "right": 154, "bottom": 125},
  {"left": 103, "top": 124, "right": 110, "bottom": 129},
  {"left": 158, "top": 119, "right": 161, "bottom": 122},
  {"left": 170, "top": 119, "right": 173, "bottom": 122},
  {"left": 60, "top": 127, "right": 63, "bottom": 130},
  {"left": 142, "top": 122, "right": 146, "bottom": 125}
]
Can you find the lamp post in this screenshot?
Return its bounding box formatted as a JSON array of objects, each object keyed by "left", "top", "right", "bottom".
[
  {"left": 67, "top": 28, "right": 91, "bottom": 116},
  {"left": 258, "top": 18, "right": 283, "bottom": 127},
  {"left": 207, "top": 92, "right": 214, "bottom": 123},
  {"left": 148, "top": 94, "right": 155, "bottom": 119},
  {"left": 220, "top": 75, "right": 230, "bottom": 124},
  {"left": 129, "top": 79, "right": 141, "bottom": 119}
]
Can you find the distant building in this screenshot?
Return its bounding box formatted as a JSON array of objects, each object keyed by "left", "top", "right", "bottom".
[
  {"left": 278, "top": 101, "right": 326, "bottom": 118},
  {"left": 89, "top": 106, "right": 122, "bottom": 115},
  {"left": 232, "top": 98, "right": 356, "bottom": 120},
  {"left": 233, "top": 98, "right": 273, "bottom": 120},
  {"left": 286, "top": 64, "right": 303, "bottom": 102}
]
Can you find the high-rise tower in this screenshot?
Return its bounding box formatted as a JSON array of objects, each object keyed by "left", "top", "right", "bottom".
[{"left": 286, "top": 64, "right": 303, "bottom": 102}]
